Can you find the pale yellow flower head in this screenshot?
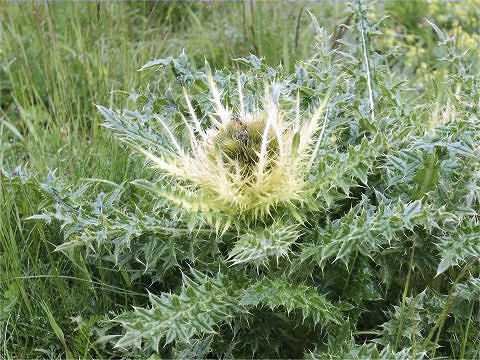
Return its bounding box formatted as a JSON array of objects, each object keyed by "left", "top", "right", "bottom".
[{"left": 138, "top": 71, "right": 330, "bottom": 229}]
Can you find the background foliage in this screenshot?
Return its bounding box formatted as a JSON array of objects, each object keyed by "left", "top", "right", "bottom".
[{"left": 1, "top": 2, "right": 479, "bottom": 358}]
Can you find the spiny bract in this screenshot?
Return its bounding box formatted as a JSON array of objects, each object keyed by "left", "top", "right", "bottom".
[{"left": 140, "top": 71, "right": 330, "bottom": 227}]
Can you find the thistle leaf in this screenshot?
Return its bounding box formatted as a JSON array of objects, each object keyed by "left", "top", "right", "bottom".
[{"left": 114, "top": 270, "right": 243, "bottom": 351}]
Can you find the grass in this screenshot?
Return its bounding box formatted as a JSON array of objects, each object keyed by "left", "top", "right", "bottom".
[{"left": 1, "top": 2, "right": 479, "bottom": 358}]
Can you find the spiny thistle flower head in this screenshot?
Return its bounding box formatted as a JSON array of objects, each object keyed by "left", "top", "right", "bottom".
[{"left": 140, "top": 70, "right": 330, "bottom": 227}]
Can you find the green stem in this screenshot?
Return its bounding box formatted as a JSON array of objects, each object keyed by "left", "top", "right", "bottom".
[
  {"left": 424, "top": 257, "right": 477, "bottom": 356},
  {"left": 460, "top": 304, "right": 474, "bottom": 360},
  {"left": 356, "top": 0, "right": 375, "bottom": 124},
  {"left": 353, "top": 330, "right": 381, "bottom": 336},
  {"left": 341, "top": 252, "right": 358, "bottom": 298},
  {"left": 394, "top": 242, "right": 415, "bottom": 352}
]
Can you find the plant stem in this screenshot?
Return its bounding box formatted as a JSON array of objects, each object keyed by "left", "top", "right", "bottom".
[
  {"left": 356, "top": 1, "right": 375, "bottom": 124},
  {"left": 294, "top": 6, "right": 304, "bottom": 52},
  {"left": 460, "top": 304, "right": 474, "bottom": 359},
  {"left": 394, "top": 242, "right": 415, "bottom": 351},
  {"left": 424, "top": 257, "right": 478, "bottom": 356}
]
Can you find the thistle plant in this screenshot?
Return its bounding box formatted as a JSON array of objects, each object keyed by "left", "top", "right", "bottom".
[
  {"left": 32, "top": 5, "right": 480, "bottom": 359},
  {"left": 129, "top": 71, "right": 330, "bottom": 229}
]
